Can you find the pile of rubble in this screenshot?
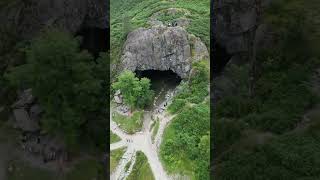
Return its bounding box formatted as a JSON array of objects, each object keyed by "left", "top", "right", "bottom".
[
  {"left": 11, "top": 89, "right": 42, "bottom": 132},
  {"left": 20, "top": 133, "right": 67, "bottom": 163},
  {"left": 114, "top": 90, "right": 123, "bottom": 104},
  {"left": 11, "top": 89, "right": 67, "bottom": 163},
  {"left": 113, "top": 90, "right": 131, "bottom": 116},
  {"left": 154, "top": 90, "right": 176, "bottom": 114}
]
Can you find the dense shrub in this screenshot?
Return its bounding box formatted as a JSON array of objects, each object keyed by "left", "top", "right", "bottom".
[{"left": 161, "top": 103, "right": 210, "bottom": 178}]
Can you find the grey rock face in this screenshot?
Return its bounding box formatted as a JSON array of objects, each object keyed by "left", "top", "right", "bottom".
[
  {"left": 214, "top": 0, "right": 273, "bottom": 55},
  {"left": 121, "top": 26, "right": 208, "bottom": 78},
  {"left": 0, "top": 0, "right": 108, "bottom": 40},
  {"left": 11, "top": 89, "right": 34, "bottom": 109},
  {"left": 189, "top": 34, "right": 210, "bottom": 61},
  {"left": 30, "top": 104, "right": 43, "bottom": 121},
  {"left": 13, "top": 108, "right": 40, "bottom": 132},
  {"left": 11, "top": 89, "right": 41, "bottom": 132}
]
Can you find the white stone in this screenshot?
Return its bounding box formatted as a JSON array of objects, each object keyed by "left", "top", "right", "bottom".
[{"left": 114, "top": 95, "right": 122, "bottom": 104}]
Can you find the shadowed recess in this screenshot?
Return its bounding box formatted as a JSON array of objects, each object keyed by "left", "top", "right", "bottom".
[{"left": 77, "top": 27, "right": 109, "bottom": 58}]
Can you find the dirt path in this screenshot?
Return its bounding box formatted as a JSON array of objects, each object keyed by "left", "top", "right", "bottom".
[
  {"left": 110, "top": 105, "right": 174, "bottom": 180},
  {"left": 153, "top": 113, "right": 175, "bottom": 150}
]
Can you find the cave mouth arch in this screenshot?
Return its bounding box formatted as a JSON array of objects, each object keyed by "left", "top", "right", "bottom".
[
  {"left": 135, "top": 70, "right": 182, "bottom": 90},
  {"left": 76, "top": 27, "right": 109, "bottom": 58},
  {"left": 135, "top": 69, "right": 182, "bottom": 107}
]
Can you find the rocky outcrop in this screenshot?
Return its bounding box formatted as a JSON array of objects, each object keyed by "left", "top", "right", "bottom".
[
  {"left": 11, "top": 89, "right": 42, "bottom": 132},
  {"left": 114, "top": 90, "right": 123, "bottom": 104},
  {"left": 0, "top": 0, "right": 108, "bottom": 40},
  {"left": 213, "top": 0, "right": 273, "bottom": 57},
  {"left": 120, "top": 26, "right": 208, "bottom": 78}
]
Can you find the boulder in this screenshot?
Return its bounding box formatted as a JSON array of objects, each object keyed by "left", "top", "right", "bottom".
[
  {"left": 189, "top": 34, "right": 209, "bottom": 61},
  {"left": 115, "top": 89, "right": 121, "bottom": 96},
  {"left": 13, "top": 108, "right": 40, "bottom": 132},
  {"left": 213, "top": 0, "right": 273, "bottom": 55},
  {"left": 12, "top": 89, "right": 35, "bottom": 108},
  {"left": 114, "top": 95, "right": 122, "bottom": 104},
  {"left": 30, "top": 104, "right": 43, "bottom": 121}
]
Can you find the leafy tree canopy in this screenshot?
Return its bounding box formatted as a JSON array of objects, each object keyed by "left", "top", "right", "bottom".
[
  {"left": 6, "top": 29, "right": 109, "bottom": 149},
  {"left": 112, "top": 70, "right": 154, "bottom": 110}
]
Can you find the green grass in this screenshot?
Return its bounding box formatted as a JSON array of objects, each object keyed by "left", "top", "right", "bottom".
[
  {"left": 110, "top": 130, "right": 121, "bottom": 143},
  {"left": 113, "top": 111, "right": 144, "bottom": 134},
  {"left": 7, "top": 160, "right": 57, "bottom": 180},
  {"left": 127, "top": 151, "right": 155, "bottom": 180},
  {"left": 110, "top": 147, "right": 126, "bottom": 173},
  {"left": 156, "top": 8, "right": 187, "bottom": 25},
  {"left": 151, "top": 119, "right": 160, "bottom": 142},
  {"left": 125, "top": 160, "right": 132, "bottom": 172}
]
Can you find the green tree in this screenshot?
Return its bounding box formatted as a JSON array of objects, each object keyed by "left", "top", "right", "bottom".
[
  {"left": 136, "top": 77, "right": 154, "bottom": 108},
  {"left": 6, "top": 29, "right": 108, "bottom": 149},
  {"left": 112, "top": 70, "right": 154, "bottom": 110}
]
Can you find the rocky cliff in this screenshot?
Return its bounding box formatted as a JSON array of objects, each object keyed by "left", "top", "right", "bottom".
[
  {"left": 213, "top": 0, "right": 273, "bottom": 67},
  {"left": 120, "top": 25, "right": 208, "bottom": 79},
  {"left": 0, "top": 0, "right": 108, "bottom": 41}
]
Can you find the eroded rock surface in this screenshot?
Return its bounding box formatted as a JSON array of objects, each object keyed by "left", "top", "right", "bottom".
[
  {"left": 0, "top": 0, "right": 108, "bottom": 40},
  {"left": 214, "top": 0, "right": 273, "bottom": 55},
  {"left": 121, "top": 26, "right": 208, "bottom": 78}
]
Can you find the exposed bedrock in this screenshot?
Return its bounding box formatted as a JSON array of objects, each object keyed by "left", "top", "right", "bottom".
[
  {"left": 120, "top": 26, "right": 208, "bottom": 79},
  {"left": 0, "top": 0, "right": 108, "bottom": 40},
  {"left": 213, "top": 0, "right": 274, "bottom": 76},
  {"left": 214, "top": 0, "right": 273, "bottom": 55}
]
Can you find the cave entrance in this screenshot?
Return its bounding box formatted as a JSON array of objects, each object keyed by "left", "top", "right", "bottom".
[
  {"left": 213, "top": 43, "right": 232, "bottom": 77},
  {"left": 135, "top": 70, "right": 181, "bottom": 107},
  {"left": 76, "top": 27, "right": 109, "bottom": 58}
]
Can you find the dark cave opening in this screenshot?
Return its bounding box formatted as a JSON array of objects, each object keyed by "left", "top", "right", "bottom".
[
  {"left": 213, "top": 43, "right": 232, "bottom": 77},
  {"left": 135, "top": 70, "right": 181, "bottom": 107},
  {"left": 135, "top": 70, "right": 181, "bottom": 90},
  {"left": 76, "top": 27, "right": 109, "bottom": 58}
]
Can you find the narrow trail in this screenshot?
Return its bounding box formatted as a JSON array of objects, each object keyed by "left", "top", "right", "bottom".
[
  {"left": 123, "top": 152, "right": 136, "bottom": 179},
  {"left": 111, "top": 146, "right": 135, "bottom": 180},
  {"left": 153, "top": 113, "right": 175, "bottom": 150},
  {"left": 110, "top": 100, "right": 175, "bottom": 180}
]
